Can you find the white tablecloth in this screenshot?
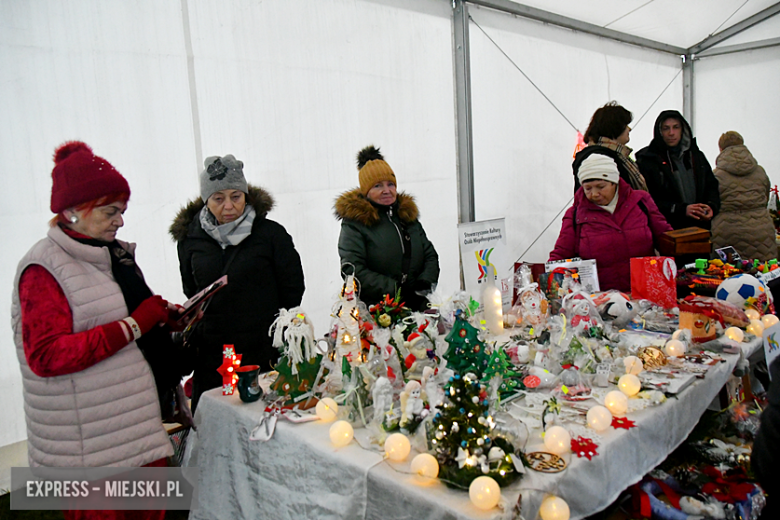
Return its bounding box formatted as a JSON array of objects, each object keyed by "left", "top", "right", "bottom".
[{"left": 186, "top": 347, "right": 748, "bottom": 520}]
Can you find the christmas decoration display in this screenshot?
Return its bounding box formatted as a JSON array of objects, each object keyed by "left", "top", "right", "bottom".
[
  {"left": 270, "top": 307, "right": 324, "bottom": 408},
  {"left": 430, "top": 373, "right": 523, "bottom": 489},
  {"left": 443, "top": 313, "right": 488, "bottom": 378},
  {"left": 216, "top": 344, "right": 242, "bottom": 395}
]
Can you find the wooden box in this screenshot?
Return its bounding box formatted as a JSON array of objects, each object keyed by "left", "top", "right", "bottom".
[{"left": 657, "top": 227, "right": 711, "bottom": 256}]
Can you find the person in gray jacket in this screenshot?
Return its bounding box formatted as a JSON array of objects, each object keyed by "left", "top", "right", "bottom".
[{"left": 334, "top": 145, "right": 439, "bottom": 311}]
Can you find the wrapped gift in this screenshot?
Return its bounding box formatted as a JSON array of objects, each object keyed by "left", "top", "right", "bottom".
[{"left": 630, "top": 257, "right": 677, "bottom": 309}]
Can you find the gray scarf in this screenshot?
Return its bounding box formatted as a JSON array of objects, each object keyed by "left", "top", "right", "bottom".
[{"left": 199, "top": 205, "right": 256, "bottom": 249}]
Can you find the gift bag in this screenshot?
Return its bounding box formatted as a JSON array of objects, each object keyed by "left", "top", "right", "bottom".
[{"left": 630, "top": 257, "right": 677, "bottom": 309}]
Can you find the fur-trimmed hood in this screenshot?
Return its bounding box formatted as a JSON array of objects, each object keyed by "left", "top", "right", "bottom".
[
  {"left": 169, "top": 184, "right": 274, "bottom": 242},
  {"left": 333, "top": 188, "right": 419, "bottom": 227}
]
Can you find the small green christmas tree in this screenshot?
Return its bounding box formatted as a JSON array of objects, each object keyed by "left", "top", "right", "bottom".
[
  {"left": 272, "top": 354, "right": 325, "bottom": 409},
  {"left": 443, "top": 313, "right": 488, "bottom": 378},
  {"left": 481, "top": 346, "right": 523, "bottom": 399},
  {"left": 430, "top": 373, "right": 522, "bottom": 489}
]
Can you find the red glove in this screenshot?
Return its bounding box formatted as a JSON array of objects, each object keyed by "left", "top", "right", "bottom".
[
  {"left": 165, "top": 303, "right": 187, "bottom": 332},
  {"left": 131, "top": 295, "right": 170, "bottom": 335}
]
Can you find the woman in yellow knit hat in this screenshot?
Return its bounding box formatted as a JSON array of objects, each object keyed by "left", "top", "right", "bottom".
[{"left": 334, "top": 145, "right": 439, "bottom": 311}]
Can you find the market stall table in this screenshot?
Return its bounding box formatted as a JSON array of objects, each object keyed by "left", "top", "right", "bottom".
[{"left": 185, "top": 339, "right": 758, "bottom": 520}]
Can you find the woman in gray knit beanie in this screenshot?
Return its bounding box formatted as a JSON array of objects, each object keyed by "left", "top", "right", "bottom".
[{"left": 170, "top": 154, "right": 306, "bottom": 411}]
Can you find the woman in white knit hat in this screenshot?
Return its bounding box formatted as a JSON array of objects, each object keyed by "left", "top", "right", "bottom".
[{"left": 549, "top": 154, "right": 672, "bottom": 291}]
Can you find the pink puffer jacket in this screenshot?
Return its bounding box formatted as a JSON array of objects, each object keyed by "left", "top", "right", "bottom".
[{"left": 550, "top": 179, "right": 672, "bottom": 292}]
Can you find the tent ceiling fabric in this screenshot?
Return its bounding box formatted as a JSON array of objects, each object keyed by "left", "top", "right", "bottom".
[{"left": 499, "top": 0, "right": 779, "bottom": 51}]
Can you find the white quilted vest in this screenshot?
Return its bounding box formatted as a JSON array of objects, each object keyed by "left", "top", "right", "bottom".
[{"left": 11, "top": 226, "right": 173, "bottom": 467}]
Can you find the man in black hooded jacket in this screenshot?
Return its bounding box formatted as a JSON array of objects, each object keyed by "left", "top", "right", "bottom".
[{"left": 636, "top": 110, "right": 720, "bottom": 230}]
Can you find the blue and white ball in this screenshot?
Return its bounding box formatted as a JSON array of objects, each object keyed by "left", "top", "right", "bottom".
[{"left": 716, "top": 274, "right": 768, "bottom": 309}]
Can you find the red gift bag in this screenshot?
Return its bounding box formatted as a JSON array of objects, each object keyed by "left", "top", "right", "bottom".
[{"left": 630, "top": 257, "right": 678, "bottom": 309}]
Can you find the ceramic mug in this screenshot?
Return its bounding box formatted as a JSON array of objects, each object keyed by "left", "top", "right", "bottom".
[{"left": 236, "top": 365, "right": 263, "bottom": 403}]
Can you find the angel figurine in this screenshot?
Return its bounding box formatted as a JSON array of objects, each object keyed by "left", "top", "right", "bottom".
[
  {"left": 371, "top": 377, "right": 394, "bottom": 427},
  {"left": 399, "top": 380, "right": 426, "bottom": 431}
]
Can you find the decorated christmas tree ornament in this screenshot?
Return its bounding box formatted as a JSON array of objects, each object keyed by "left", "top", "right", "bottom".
[
  {"left": 384, "top": 433, "right": 411, "bottom": 461},
  {"left": 216, "top": 344, "right": 242, "bottom": 395},
  {"left": 618, "top": 374, "right": 641, "bottom": 397},
  {"left": 747, "top": 319, "right": 764, "bottom": 336},
  {"left": 443, "top": 314, "right": 488, "bottom": 378},
  {"left": 724, "top": 326, "right": 745, "bottom": 342},
  {"left": 543, "top": 426, "right": 571, "bottom": 455},
  {"left": 586, "top": 406, "right": 612, "bottom": 432},
  {"left": 469, "top": 476, "right": 501, "bottom": 510},
  {"left": 539, "top": 495, "right": 570, "bottom": 520},
  {"left": 761, "top": 313, "right": 779, "bottom": 328},
  {"left": 664, "top": 339, "right": 685, "bottom": 358},
  {"left": 316, "top": 397, "right": 339, "bottom": 422},
  {"left": 604, "top": 391, "right": 628, "bottom": 416},
  {"left": 410, "top": 453, "right": 439, "bottom": 482},
  {"left": 329, "top": 420, "right": 354, "bottom": 447}
]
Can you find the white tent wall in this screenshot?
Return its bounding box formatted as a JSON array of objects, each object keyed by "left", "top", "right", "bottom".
[
  {"left": 468, "top": 5, "right": 683, "bottom": 265},
  {"left": 693, "top": 45, "right": 780, "bottom": 189},
  {"left": 0, "top": 0, "right": 458, "bottom": 448}
]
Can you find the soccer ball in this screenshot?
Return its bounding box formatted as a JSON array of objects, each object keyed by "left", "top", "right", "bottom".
[{"left": 716, "top": 274, "right": 769, "bottom": 310}]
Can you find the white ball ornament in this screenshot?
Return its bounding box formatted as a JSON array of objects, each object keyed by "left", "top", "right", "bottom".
[
  {"left": 747, "top": 319, "right": 764, "bottom": 337},
  {"left": 623, "top": 356, "right": 643, "bottom": 375},
  {"left": 745, "top": 308, "right": 761, "bottom": 321},
  {"left": 316, "top": 397, "right": 339, "bottom": 422},
  {"left": 543, "top": 425, "right": 571, "bottom": 455},
  {"left": 410, "top": 453, "right": 439, "bottom": 482},
  {"left": 761, "top": 314, "right": 779, "bottom": 328},
  {"left": 329, "top": 420, "right": 354, "bottom": 447},
  {"left": 664, "top": 339, "right": 685, "bottom": 357},
  {"left": 539, "top": 495, "right": 571, "bottom": 520},
  {"left": 384, "top": 433, "right": 411, "bottom": 462},
  {"left": 724, "top": 326, "right": 744, "bottom": 342},
  {"left": 604, "top": 390, "right": 628, "bottom": 416},
  {"left": 469, "top": 476, "right": 501, "bottom": 510},
  {"left": 618, "top": 374, "right": 641, "bottom": 397},
  {"left": 587, "top": 406, "right": 612, "bottom": 432}
]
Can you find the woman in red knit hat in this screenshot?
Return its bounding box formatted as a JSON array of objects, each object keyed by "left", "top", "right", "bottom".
[{"left": 11, "top": 141, "right": 191, "bottom": 520}]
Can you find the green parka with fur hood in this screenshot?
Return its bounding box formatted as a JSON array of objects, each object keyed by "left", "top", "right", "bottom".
[
  {"left": 334, "top": 189, "right": 439, "bottom": 311},
  {"left": 170, "top": 185, "right": 305, "bottom": 410}
]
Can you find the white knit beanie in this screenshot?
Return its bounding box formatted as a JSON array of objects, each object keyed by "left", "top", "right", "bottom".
[{"left": 578, "top": 154, "right": 619, "bottom": 185}]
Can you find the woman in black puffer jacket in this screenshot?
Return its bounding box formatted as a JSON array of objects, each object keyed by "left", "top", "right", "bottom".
[{"left": 170, "top": 154, "right": 305, "bottom": 410}]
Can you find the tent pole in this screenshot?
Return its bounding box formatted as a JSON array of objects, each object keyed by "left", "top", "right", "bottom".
[
  {"left": 453, "top": 0, "right": 475, "bottom": 224},
  {"left": 682, "top": 55, "right": 694, "bottom": 132}
]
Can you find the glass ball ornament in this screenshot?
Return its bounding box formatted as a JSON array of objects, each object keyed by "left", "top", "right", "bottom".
[
  {"left": 604, "top": 390, "right": 628, "bottom": 416},
  {"left": 745, "top": 308, "right": 760, "bottom": 321},
  {"left": 747, "top": 319, "right": 764, "bottom": 337},
  {"left": 539, "top": 495, "right": 570, "bottom": 520},
  {"left": 329, "top": 420, "right": 354, "bottom": 447},
  {"left": 623, "top": 356, "right": 643, "bottom": 375},
  {"left": 586, "top": 405, "right": 612, "bottom": 432},
  {"left": 410, "top": 453, "right": 439, "bottom": 483},
  {"left": 384, "top": 433, "right": 411, "bottom": 462},
  {"left": 724, "top": 326, "right": 744, "bottom": 342},
  {"left": 664, "top": 339, "right": 685, "bottom": 357},
  {"left": 761, "top": 314, "right": 779, "bottom": 328},
  {"left": 618, "top": 374, "right": 641, "bottom": 397},
  {"left": 469, "top": 476, "right": 501, "bottom": 510},
  {"left": 316, "top": 397, "right": 339, "bottom": 422},
  {"left": 543, "top": 425, "right": 571, "bottom": 455}
]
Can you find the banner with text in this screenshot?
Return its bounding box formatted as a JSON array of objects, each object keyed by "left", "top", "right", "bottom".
[{"left": 458, "top": 218, "right": 511, "bottom": 309}]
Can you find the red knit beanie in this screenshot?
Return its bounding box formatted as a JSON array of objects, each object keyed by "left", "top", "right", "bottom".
[{"left": 50, "top": 141, "right": 130, "bottom": 213}]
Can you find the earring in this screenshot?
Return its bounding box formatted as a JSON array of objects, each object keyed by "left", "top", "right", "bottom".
[{"left": 69, "top": 215, "right": 78, "bottom": 223}]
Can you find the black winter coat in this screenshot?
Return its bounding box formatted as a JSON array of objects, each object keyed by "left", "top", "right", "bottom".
[
  {"left": 635, "top": 110, "right": 720, "bottom": 230},
  {"left": 334, "top": 189, "right": 439, "bottom": 311},
  {"left": 170, "top": 185, "right": 305, "bottom": 409}
]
